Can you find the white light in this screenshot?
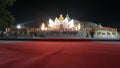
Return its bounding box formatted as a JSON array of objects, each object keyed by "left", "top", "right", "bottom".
[
  {"left": 47, "top": 15, "right": 75, "bottom": 30},
  {"left": 17, "top": 24, "right": 21, "bottom": 29},
  {"left": 68, "top": 19, "right": 74, "bottom": 28},
  {"left": 48, "top": 19, "right": 55, "bottom": 28}
]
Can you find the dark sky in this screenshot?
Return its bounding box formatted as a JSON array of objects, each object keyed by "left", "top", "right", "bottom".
[{"left": 8, "top": 0, "right": 120, "bottom": 29}]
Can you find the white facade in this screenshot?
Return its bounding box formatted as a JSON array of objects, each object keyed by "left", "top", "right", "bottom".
[
  {"left": 41, "top": 14, "right": 81, "bottom": 31},
  {"left": 48, "top": 15, "right": 75, "bottom": 29},
  {"left": 94, "top": 30, "right": 119, "bottom": 39}
]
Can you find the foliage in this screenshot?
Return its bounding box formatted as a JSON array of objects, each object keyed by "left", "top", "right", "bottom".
[
  {"left": 0, "top": 0, "right": 16, "bottom": 7},
  {"left": 0, "top": 0, "right": 16, "bottom": 31}
]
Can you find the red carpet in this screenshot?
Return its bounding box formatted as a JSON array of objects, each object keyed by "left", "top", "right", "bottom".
[{"left": 0, "top": 41, "right": 120, "bottom": 68}]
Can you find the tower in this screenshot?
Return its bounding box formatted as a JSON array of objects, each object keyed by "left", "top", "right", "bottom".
[
  {"left": 59, "top": 14, "right": 64, "bottom": 22},
  {"left": 98, "top": 23, "right": 103, "bottom": 28},
  {"left": 66, "top": 14, "right": 71, "bottom": 21},
  {"left": 59, "top": 14, "right": 64, "bottom": 32}
]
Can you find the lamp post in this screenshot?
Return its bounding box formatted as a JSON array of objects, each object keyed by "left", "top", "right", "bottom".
[{"left": 16, "top": 24, "right": 22, "bottom": 37}]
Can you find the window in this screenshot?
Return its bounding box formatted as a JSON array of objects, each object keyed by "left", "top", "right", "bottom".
[{"left": 102, "top": 33, "right": 105, "bottom": 35}]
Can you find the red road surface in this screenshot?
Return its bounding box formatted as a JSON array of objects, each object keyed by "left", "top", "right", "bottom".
[{"left": 0, "top": 41, "right": 120, "bottom": 68}]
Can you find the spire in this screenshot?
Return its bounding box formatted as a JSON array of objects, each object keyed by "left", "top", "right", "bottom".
[
  {"left": 66, "top": 13, "right": 71, "bottom": 21},
  {"left": 66, "top": 13, "right": 69, "bottom": 18},
  {"left": 98, "top": 23, "right": 103, "bottom": 28},
  {"left": 59, "top": 14, "right": 64, "bottom": 22}
]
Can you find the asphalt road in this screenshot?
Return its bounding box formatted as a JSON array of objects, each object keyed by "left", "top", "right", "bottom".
[{"left": 0, "top": 41, "right": 120, "bottom": 68}]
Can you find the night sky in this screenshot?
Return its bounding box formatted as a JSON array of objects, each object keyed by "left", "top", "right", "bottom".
[{"left": 8, "top": 0, "right": 120, "bottom": 29}]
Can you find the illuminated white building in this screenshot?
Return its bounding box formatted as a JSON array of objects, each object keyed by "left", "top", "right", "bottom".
[
  {"left": 38, "top": 14, "right": 119, "bottom": 39},
  {"left": 41, "top": 14, "right": 81, "bottom": 31},
  {"left": 94, "top": 30, "right": 118, "bottom": 39},
  {"left": 94, "top": 26, "right": 119, "bottom": 39}
]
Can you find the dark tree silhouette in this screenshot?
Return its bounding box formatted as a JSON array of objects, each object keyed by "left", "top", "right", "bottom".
[{"left": 0, "top": 0, "right": 16, "bottom": 36}]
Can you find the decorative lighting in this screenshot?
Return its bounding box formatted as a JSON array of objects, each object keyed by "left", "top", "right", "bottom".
[
  {"left": 17, "top": 24, "right": 21, "bottom": 29},
  {"left": 48, "top": 19, "right": 55, "bottom": 28},
  {"left": 41, "top": 23, "right": 45, "bottom": 31},
  {"left": 77, "top": 23, "right": 81, "bottom": 30}
]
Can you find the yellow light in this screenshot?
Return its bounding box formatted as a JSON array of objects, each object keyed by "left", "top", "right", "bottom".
[
  {"left": 41, "top": 23, "right": 45, "bottom": 31},
  {"left": 45, "top": 27, "right": 47, "bottom": 31},
  {"left": 75, "top": 27, "right": 78, "bottom": 30},
  {"left": 59, "top": 14, "right": 64, "bottom": 22}
]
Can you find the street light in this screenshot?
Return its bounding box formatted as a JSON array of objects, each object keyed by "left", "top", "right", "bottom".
[
  {"left": 16, "top": 24, "right": 22, "bottom": 37},
  {"left": 17, "top": 24, "right": 21, "bottom": 29}
]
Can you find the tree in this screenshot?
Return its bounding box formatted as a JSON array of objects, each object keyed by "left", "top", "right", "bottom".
[
  {"left": 0, "top": 0, "right": 16, "bottom": 6},
  {"left": 0, "top": 0, "right": 16, "bottom": 36},
  {"left": 0, "top": 8, "right": 15, "bottom": 29}
]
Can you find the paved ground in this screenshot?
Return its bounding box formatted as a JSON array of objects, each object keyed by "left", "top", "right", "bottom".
[
  {"left": 0, "top": 41, "right": 120, "bottom": 68},
  {"left": 0, "top": 41, "right": 24, "bottom": 44}
]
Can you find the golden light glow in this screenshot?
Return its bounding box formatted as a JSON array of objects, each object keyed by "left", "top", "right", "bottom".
[
  {"left": 41, "top": 23, "right": 45, "bottom": 31},
  {"left": 59, "top": 14, "right": 64, "bottom": 22},
  {"left": 45, "top": 27, "right": 47, "bottom": 31},
  {"left": 75, "top": 27, "right": 78, "bottom": 30}
]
